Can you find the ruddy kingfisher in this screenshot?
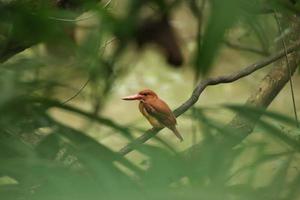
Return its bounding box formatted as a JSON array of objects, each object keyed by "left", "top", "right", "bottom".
[{"left": 122, "top": 89, "right": 183, "bottom": 142}]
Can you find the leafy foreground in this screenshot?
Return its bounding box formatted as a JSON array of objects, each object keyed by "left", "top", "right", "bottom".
[{"left": 1, "top": 99, "right": 300, "bottom": 200}]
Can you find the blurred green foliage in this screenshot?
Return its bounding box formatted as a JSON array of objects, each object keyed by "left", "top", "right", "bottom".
[{"left": 0, "top": 0, "right": 300, "bottom": 200}]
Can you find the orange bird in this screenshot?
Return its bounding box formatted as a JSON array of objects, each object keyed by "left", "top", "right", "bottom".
[{"left": 122, "top": 89, "right": 183, "bottom": 142}]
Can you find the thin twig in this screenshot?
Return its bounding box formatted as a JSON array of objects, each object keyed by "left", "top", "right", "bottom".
[
  {"left": 62, "top": 79, "right": 90, "bottom": 105},
  {"left": 62, "top": 38, "right": 117, "bottom": 105},
  {"left": 119, "top": 39, "right": 300, "bottom": 156},
  {"left": 223, "top": 40, "right": 269, "bottom": 56},
  {"left": 274, "top": 11, "right": 299, "bottom": 128}
]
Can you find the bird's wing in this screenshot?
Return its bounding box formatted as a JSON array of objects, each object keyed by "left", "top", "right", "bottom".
[{"left": 143, "top": 99, "right": 177, "bottom": 126}]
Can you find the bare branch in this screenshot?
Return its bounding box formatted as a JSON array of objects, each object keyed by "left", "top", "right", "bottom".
[
  {"left": 119, "top": 39, "right": 300, "bottom": 156},
  {"left": 186, "top": 51, "right": 300, "bottom": 156}
]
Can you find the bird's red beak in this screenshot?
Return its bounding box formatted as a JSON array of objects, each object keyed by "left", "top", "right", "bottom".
[{"left": 122, "top": 94, "right": 143, "bottom": 100}]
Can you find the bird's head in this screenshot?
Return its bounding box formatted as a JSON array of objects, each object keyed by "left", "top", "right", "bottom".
[{"left": 122, "top": 89, "right": 158, "bottom": 101}]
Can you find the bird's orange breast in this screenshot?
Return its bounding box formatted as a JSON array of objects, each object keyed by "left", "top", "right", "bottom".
[{"left": 139, "top": 102, "right": 163, "bottom": 128}]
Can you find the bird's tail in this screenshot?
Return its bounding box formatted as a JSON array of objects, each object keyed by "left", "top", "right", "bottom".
[{"left": 169, "top": 126, "right": 184, "bottom": 142}]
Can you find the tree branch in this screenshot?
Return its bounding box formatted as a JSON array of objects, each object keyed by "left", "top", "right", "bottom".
[
  {"left": 119, "top": 39, "right": 300, "bottom": 156},
  {"left": 186, "top": 52, "right": 300, "bottom": 157}
]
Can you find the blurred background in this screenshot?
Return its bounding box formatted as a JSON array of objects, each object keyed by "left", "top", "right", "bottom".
[{"left": 0, "top": 0, "right": 300, "bottom": 199}]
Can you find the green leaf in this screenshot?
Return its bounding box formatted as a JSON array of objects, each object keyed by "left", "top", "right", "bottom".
[{"left": 195, "top": 0, "right": 243, "bottom": 77}]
